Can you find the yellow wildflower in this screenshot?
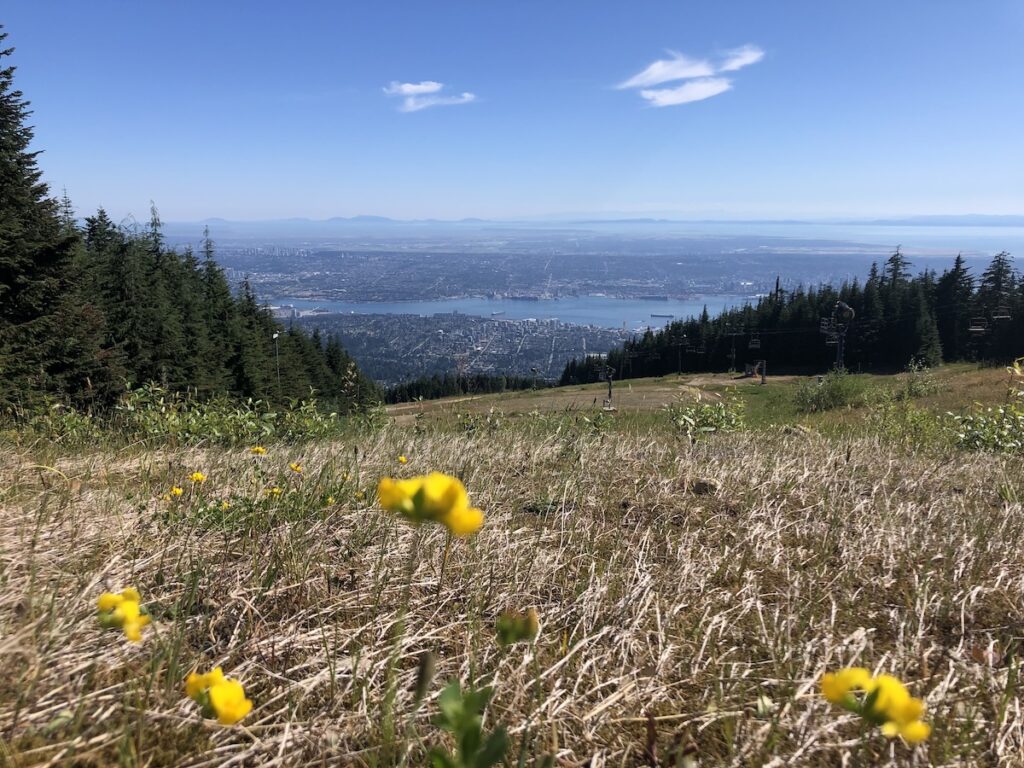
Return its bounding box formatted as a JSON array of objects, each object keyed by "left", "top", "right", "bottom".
[
  {"left": 209, "top": 679, "right": 253, "bottom": 725},
  {"left": 250, "top": 445, "right": 267, "bottom": 456},
  {"left": 185, "top": 667, "right": 252, "bottom": 725},
  {"left": 189, "top": 471, "right": 206, "bottom": 484},
  {"left": 186, "top": 666, "right": 226, "bottom": 698},
  {"left": 821, "top": 666, "right": 871, "bottom": 704},
  {"left": 220, "top": 500, "right": 231, "bottom": 511},
  {"left": 821, "top": 667, "right": 930, "bottom": 744},
  {"left": 96, "top": 587, "right": 150, "bottom": 642},
  {"left": 289, "top": 462, "right": 304, "bottom": 475},
  {"left": 377, "top": 472, "right": 484, "bottom": 536},
  {"left": 326, "top": 496, "right": 336, "bottom": 505},
  {"left": 170, "top": 486, "right": 184, "bottom": 497},
  {"left": 355, "top": 490, "right": 365, "bottom": 500},
  {"left": 267, "top": 487, "right": 283, "bottom": 497},
  {"left": 398, "top": 455, "right": 408, "bottom": 464}
]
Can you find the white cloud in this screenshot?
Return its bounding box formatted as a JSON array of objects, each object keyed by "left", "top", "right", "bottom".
[
  {"left": 618, "top": 44, "right": 763, "bottom": 107},
  {"left": 400, "top": 92, "right": 476, "bottom": 113},
  {"left": 384, "top": 80, "right": 476, "bottom": 112},
  {"left": 719, "top": 44, "right": 765, "bottom": 72},
  {"left": 617, "top": 52, "right": 715, "bottom": 89},
  {"left": 383, "top": 81, "right": 444, "bottom": 96},
  {"left": 639, "top": 77, "right": 733, "bottom": 107}
]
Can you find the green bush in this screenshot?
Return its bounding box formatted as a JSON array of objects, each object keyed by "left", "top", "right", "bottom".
[
  {"left": 949, "top": 406, "right": 1024, "bottom": 454},
  {"left": 3, "top": 383, "right": 382, "bottom": 447},
  {"left": 866, "top": 396, "right": 951, "bottom": 451},
  {"left": 793, "top": 371, "right": 868, "bottom": 413},
  {"left": 665, "top": 396, "right": 745, "bottom": 440},
  {"left": 893, "top": 359, "right": 942, "bottom": 401},
  {"left": 947, "top": 358, "right": 1024, "bottom": 454}
]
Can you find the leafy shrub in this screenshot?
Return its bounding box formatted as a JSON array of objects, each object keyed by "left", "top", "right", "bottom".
[
  {"left": 892, "top": 359, "right": 942, "bottom": 401},
  {"left": 5, "top": 383, "right": 379, "bottom": 447},
  {"left": 949, "top": 406, "right": 1024, "bottom": 454},
  {"left": 948, "top": 358, "right": 1024, "bottom": 454},
  {"left": 665, "top": 396, "right": 744, "bottom": 440},
  {"left": 793, "top": 371, "right": 868, "bottom": 413},
  {"left": 455, "top": 407, "right": 503, "bottom": 435},
  {"left": 866, "top": 397, "right": 951, "bottom": 451}
]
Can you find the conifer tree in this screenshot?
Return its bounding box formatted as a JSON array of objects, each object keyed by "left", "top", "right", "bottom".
[
  {"left": 0, "top": 30, "right": 109, "bottom": 409},
  {"left": 934, "top": 254, "right": 974, "bottom": 361}
]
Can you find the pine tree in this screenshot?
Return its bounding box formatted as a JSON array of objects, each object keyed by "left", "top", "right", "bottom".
[
  {"left": 199, "top": 227, "right": 237, "bottom": 392},
  {"left": 934, "top": 254, "right": 974, "bottom": 361},
  {"left": 975, "top": 251, "right": 1017, "bottom": 361},
  {"left": 0, "top": 31, "right": 109, "bottom": 409}
]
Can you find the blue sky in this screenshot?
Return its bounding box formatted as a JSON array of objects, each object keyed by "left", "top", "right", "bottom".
[{"left": 5, "top": 1, "right": 1024, "bottom": 221}]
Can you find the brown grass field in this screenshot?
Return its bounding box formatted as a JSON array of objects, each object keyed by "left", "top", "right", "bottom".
[{"left": 2, "top": 366, "right": 1023, "bottom": 766}]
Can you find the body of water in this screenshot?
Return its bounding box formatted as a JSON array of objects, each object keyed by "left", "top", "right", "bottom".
[{"left": 272, "top": 295, "right": 746, "bottom": 330}]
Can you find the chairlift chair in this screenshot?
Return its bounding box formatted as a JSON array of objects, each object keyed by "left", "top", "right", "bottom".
[
  {"left": 993, "top": 306, "right": 1012, "bottom": 321},
  {"left": 825, "top": 335, "right": 838, "bottom": 346},
  {"left": 748, "top": 334, "right": 761, "bottom": 350},
  {"left": 968, "top": 317, "right": 989, "bottom": 333},
  {"left": 696, "top": 343, "right": 707, "bottom": 354}
]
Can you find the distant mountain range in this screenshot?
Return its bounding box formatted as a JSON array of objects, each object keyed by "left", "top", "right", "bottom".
[{"left": 168, "top": 213, "right": 1024, "bottom": 232}]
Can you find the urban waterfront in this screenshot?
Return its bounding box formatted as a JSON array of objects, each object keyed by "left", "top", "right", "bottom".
[{"left": 271, "top": 294, "right": 747, "bottom": 330}]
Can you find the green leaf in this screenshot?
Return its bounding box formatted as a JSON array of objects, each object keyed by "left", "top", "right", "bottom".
[
  {"left": 474, "top": 727, "right": 509, "bottom": 768},
  {"left": 429, "top": 748, "right": 457, "bottom": 768}
]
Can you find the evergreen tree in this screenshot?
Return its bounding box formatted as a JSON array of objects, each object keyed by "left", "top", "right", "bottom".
[
  {"left": 0, "top": 31, "right": 109, "bottom": 409},
  {"left": 934, "top": 254, "right": 974, "bottom": 362}
]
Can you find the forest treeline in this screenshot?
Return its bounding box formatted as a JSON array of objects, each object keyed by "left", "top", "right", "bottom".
[
  {"left": 384, "top": 372, "right": 547, "bottom": 404},
  {"left": 561, "top": 248, "right": 1022, "bottom": 384},
  {"left": 0, "top": 33, "right": 378, "bottom": 414}
]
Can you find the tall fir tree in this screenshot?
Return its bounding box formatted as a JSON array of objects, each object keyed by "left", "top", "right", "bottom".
[{"left": 0, "top": 30, "right": 110, "bottom": 409}]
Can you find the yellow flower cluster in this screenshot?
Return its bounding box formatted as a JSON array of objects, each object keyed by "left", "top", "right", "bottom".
[
  {"left": 189, "top": 471, "right": 206, "bottom": 484},
  {"left": 377, "top": 472, "right": 484, "bottom": 536},
  {"left": 250, "top": 445, "right": 267, "bottom": 455},
  {"left": 185, "top": 667, "right": 252, "bottom": 725},
  {"left": 398, "top": 455, "right": 408, "bottom": 464},
  {"left": 162, "top": 485, "right": 185, "bottom": 501},
  {"left": 96, "top": 587, "right": 151, "bottom": 642},
  {"left": 821, "top": 667, "right": 930, "bottom": 744},
  {"left": 289, "top": 462, "right": 304, "bottom": 475}
]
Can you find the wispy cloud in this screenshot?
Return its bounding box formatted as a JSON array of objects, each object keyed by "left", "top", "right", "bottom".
[
  {"left": 616, "top": 52, "right": 715, "bottom": 89},
  {"left": 384, "top": 81, "right": 444, "bottom": 96},
  {"left": 384, "top": 80, "right": 476, "bottom": 112},
  {"left": 618, "top": 45, "right": 764, "bottom": 107},
  {"left": 639, "top": 77, "right": 733, "bottom": 107},
  {"left": 719, "top": 44, "right": 765, "bottom": 72}
]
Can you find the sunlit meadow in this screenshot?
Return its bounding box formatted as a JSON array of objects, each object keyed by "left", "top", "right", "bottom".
[{"left": 2, "top": 392, "right": 1023, "bottom": 767}]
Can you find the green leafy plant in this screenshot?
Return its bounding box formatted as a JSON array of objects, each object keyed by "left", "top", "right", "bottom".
[
  {"left": 949, "top": 357, "right": 1024, "bottom": 454},
  {"left": 665, "top": 395, "right": 744, "bottom": 440},
  {"left": 793, "top": 370, "right": 869, "bottom": 413},
  {"left": 429, "top": 681, "right": 508, "bottom": 768}
]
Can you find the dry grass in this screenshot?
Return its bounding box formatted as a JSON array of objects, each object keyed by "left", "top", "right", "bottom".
[{"left": 1, "top": 418, "right": 1023, "bottom": 766}]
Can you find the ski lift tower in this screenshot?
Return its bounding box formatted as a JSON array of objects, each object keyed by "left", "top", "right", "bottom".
[
  {"left": 725, "top": 324, "right": 743, "bottom": 373},
  {"left": 603, "top": 365, "right": 616, "bottom": 411},
  {"left": 829, "top": 301, "right": 855, "bottom": 370}
]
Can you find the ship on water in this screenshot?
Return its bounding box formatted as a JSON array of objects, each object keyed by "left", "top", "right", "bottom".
[{"left": 650, "top": 313, "right": 674, "bottom": 319}]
